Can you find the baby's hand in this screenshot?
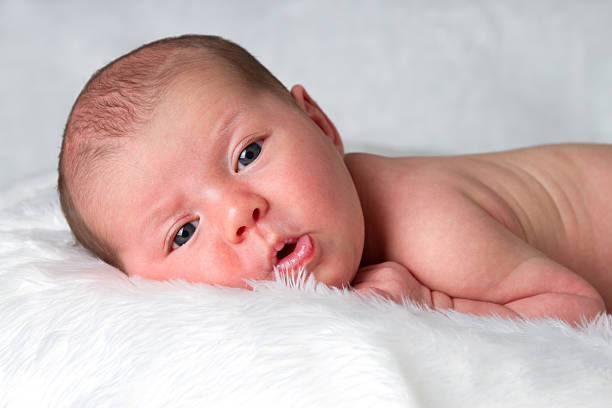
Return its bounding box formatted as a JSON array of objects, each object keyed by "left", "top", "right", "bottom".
[{"left": 351, "top": 261, "right": 434, "bottom": 307}]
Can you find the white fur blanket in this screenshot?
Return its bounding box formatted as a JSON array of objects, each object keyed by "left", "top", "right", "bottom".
[{"left": 2, "top": 176, "right": 612, "bottom": 407}]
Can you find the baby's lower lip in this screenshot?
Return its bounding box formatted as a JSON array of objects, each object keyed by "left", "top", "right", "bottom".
[{"left": 275, "top": 234, "right": 314, "bottom": 270}]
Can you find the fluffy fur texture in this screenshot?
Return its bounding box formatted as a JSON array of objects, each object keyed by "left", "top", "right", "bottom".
[{"left": 2, "top": 176, "right": 612, "bottom": 407}]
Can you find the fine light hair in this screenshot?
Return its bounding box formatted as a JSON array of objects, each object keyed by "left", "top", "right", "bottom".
[{"left": 58, "top": 34, "right": 290, "bottom": 271}]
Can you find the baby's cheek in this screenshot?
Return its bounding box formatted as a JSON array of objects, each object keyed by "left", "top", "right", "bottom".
[
  {"left": 124, "top": 256, "right": 178, "bottom": 282},
  {"left": 199, "top": 240, "right": 268, "bottom": 288}
]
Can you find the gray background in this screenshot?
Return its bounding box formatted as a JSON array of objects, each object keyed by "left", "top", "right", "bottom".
[{"left": 1, "top": 0, "right": 611, "bottom": 191}]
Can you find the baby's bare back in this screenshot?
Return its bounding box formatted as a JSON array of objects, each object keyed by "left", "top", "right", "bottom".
[
  {"left": 346, "top": 144, "right": 612, "bottom": 312},
  {"left": 463, "top": 144, "right": 612, "bottom": 309}
]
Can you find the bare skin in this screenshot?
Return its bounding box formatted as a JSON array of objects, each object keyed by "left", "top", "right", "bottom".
[
  {"left": 346, "top": 145, "right": 612, "bottom": 325},
  {"left": 79, "top": 65, "right": 609, "bottom": 326}
]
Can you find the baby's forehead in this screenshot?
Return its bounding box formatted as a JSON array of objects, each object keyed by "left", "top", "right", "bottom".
[
  {"left": 167, "top": 61, "right": 250, "bottom": 97},
  {"left": 139, "top": 65, "right": 296, "bottom": 152},
  {"left": 153, "top": 68, "right": 246, "bottom": 116},
  {"left": 153, "top": 69, "right": 284, "bottom": 135}
]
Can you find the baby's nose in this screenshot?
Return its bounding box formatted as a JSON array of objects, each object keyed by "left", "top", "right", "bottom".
[{"left": 224, "top": 193, "right": 268, "bottom": 244}]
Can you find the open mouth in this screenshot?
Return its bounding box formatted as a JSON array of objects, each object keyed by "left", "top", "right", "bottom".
[
  {"left": 276, "top": 243, "right": 297, "bottom": 260},
  {"left": 273, "top": 235, "right": 314, "bottom": 270}
]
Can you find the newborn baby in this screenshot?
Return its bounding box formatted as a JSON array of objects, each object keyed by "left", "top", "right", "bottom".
[{"left": 59, "top": 35, "right": 611, "bottom": 326}]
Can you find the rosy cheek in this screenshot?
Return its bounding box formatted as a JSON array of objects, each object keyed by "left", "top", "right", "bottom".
[
  {"left": 203, "top": 240, "right": 276, "bottom": 288},
  {"left": 158, "top": 266, "right": 187, "bottom": 280},
  {"left": 202, "top": 243, "right": 245, "bottom": 286},
  {"left": 146, "top": 260, "right": 190, "bottom": 281},
  {"left": 139, "top": 248, "right": 207, "bottom": 283},
  {"left": 125, "top": 255, "right": 168, "bottom": 281}
]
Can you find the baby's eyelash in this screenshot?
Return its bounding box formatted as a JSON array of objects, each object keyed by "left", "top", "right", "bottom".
[
  {"left": 236, "top": 140, "right": 263, "bottom": 172},
  {"left": 168, "top": 219, "right": 199, "bottom": 251}
]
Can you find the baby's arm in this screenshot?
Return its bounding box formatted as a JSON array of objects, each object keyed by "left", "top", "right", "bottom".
[
  {"left": 352, "top": 260, "right": 604, "bottom": 325},
  {"left": 351, "top": 262, "right": 520, "bottom": 317},
  {"left": 357, "top": 191, "right": 605, "bottom": 326},
  {"left": 448, "top": 256, "right": 604, "bottom": 323}
]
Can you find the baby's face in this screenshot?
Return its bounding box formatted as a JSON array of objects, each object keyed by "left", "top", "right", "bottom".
[{"left": 95, "top": 70, "right": 365, "bottom": 288}]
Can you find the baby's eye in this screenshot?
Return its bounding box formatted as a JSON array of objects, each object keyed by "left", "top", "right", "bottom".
[
  {"left": 172, "top": 220, "right": 199, "bottom": 250},
  {"left": 237, "top": 141, "right": 262, "bottom": 172}
]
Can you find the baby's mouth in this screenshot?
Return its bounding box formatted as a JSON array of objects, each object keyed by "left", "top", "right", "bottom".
[
  {"left": 276, "top": 243, "right": 297, "bottom": 260},
  {"left": 272, "top": 234, "right": 314, "bottom": 270}
]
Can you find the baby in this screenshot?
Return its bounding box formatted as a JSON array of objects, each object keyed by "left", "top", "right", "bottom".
[{"left": 59, "top": 34, "right": 611, "bottom": 326}]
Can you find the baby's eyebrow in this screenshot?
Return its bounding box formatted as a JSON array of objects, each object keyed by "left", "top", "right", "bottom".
[{"left": 217, "top": 109, "right": 245, "bottom": 140}]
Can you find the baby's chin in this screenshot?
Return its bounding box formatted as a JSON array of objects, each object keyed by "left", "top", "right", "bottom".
[{"left": 310, "top": 265, "right": 356, "bottom": 289}]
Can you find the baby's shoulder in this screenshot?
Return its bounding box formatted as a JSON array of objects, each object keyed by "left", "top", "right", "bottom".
[
  {"left": 347, "top": 145, "right": 612, "bottom": 269},
  {"left": 345, "top": 152, "right": 525, "bottom": 240},
  {"left": 346, "top": 144, "right": 612, "bottom": 214},
  {"left": 344, "top": 152, "right": 455, "bottom": 185},
  {"left": 345, "top": 152, "right": 491, "bottom": 218},
  {"left": 344, "top": 151, "right": 492, "bottom": 199}
]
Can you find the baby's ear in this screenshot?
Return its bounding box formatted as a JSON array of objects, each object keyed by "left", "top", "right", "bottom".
[{"left": 290, "top": 85, "right": 343, "bottom": 154}]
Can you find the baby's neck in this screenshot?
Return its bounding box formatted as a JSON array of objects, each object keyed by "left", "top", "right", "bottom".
[{"left": 344, "top": 153, "right": 395, "bottom": 266}]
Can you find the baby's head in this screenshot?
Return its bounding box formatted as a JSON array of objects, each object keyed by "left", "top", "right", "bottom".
[{"left": 59, "top": 34, "right": 364, "bottom": 288}]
